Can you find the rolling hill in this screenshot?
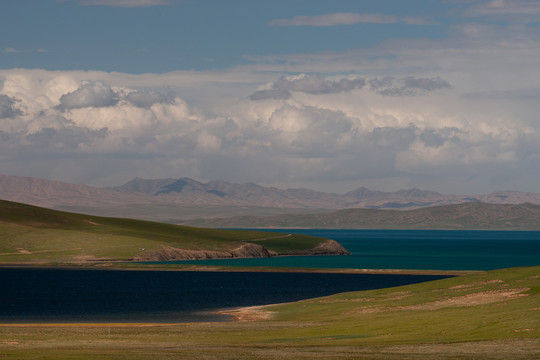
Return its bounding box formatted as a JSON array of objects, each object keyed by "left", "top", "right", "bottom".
[
  {"left": 0, "top": 200, "right": 348, "bottom": 264},
  {"left": 181, "top": 202, "right": 540, "bottom": 230}
]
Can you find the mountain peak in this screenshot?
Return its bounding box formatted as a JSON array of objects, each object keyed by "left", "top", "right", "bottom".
[
  {"left": 395, "top": 188, "right": 443, "bottom": 198},
  {"left": 344, "top": 187, "right": 380, "bottom": 199},
  {"left": 2, "top": 174, "right": 540, "bottom": 216},
  {"left": 114, "top": 178, "right": 177, "bottom": 194}
]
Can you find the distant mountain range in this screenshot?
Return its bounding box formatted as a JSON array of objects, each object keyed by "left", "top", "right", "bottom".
[
  {"left": 108, "top": 177, "right": 540, "bottom": 209},
  {"left": 3, "top": 174, "right": 540, "bottom": 208},
  {"left": 181, "top": 202, "right": 540, "bottom": 230},
  {"left": 2, "top": 174, "right": 540, "bottom": 224}
]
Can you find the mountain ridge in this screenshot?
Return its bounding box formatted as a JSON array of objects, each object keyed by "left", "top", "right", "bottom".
[
  {"left": 2, "top": 174, "right": 540, "bottom": 221},
  {"left": 181, "top": 202, "right": 540, "bottom": 230},
  {"left": 112, "top": 176, "right": 540, "bottom": 207}
]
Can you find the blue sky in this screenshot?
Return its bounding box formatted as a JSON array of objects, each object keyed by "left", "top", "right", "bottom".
[
  {"left": 1, "top": 0, "right": 540, "bottom": 195},
  {"left": 2, "top": 0, "right": 453, "bottom": 72}
]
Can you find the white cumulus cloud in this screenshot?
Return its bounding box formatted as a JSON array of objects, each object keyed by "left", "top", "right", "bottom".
[
  {"left": 1, "top": 29, "right": 540, "bottom": 195},
  {"left": 59, "top": 81, "right": 119, "bottom": 109},
  {"left": 0, "top": 95, "right": 22, "bottom": 118},
  {"left": 250, "top": 74, "right": 367, "bottom": 100}
]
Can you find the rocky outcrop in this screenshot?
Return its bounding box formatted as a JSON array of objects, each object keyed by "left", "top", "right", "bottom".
[
  {"left": 230, "top": 243, "right": 277, "bottom": 258},
  {"left": 312, "top": 239, "right": 351, "bottom": 255},
  {"left": 133, "top": 243, "right": 277, "bottom": 261},
  {"left": 133, "top": 247, "right": 234, "bottom": 261},
  {"left": 291, "top": 239, "right": 350, "bottom": 256},
  {"left": 132, "top": 239, "right": 347, "bottom": 261}
]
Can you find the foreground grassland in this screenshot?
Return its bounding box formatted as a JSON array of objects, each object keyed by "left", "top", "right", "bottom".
[
  {"left": 0, "top": 200, "right": 330, "bottom": 263},
  {"left": 1, "top": 266, "right": 539, "bottom": 359}
]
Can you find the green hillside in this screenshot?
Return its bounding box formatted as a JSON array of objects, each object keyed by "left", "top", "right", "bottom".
[
  {"left": 256, "top": 265, "right": 540, "bottom": 346},
  {"left": 0, "top": 200, "right": 334, "bottom": 263}
]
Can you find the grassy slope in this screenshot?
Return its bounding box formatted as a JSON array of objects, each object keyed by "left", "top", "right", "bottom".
[
  {"left": 261, "top": 265, "right": 540, "bottom": 344},
  {"left": 0, "top": 266, "right": 538, "bottom": 359},
  {"left": 0, "top": 200, "right": 327, "bottom": 263},
  {"left": 183, "top": 202, "right": 540, "bottom": 229}
]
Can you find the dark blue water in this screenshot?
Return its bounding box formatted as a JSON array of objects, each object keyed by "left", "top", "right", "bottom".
[
  {"left": 0, "top": 267, "right": 449, "bottom": 323},
  {"left": 2, "top": 230, "right": 538, "bottom": 323},
  {"left": 162, "top": 230, "right": 540, "bottom": 271}
]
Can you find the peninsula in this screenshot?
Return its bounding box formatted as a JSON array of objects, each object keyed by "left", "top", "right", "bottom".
[{"left": 0, "top": 200, "right": 348, "bottom": 265}]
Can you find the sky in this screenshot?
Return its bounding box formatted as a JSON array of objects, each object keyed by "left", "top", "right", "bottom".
[{"left": 1, "top": 0, "right": 540, "bottom": 195}]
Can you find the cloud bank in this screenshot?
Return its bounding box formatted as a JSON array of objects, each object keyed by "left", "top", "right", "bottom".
[
  {"left": 250, "top": 74, "right": 367, "bottom": 100},
  {"left": 1, "top": 60, "right": 539, "bottom": 195},
  {"left": 249, "top": 74, "right": 450, "bottom": 100}
]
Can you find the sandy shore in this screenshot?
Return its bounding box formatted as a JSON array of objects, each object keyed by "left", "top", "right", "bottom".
[{"left": 216, "top": 306, "right": 274, "bottom": 322}]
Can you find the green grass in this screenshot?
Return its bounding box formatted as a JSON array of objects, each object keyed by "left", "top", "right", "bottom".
[
  {"left": 0, "top": 200, "right": 328, "bottom": 263},
  {"left": 249, "top": 234, "right": 325, "bottom": 253},
  {"left": 0, "top": 266, "right": 538, "bottom": 359},
  {"left": 253, "top": 266, "right": 540, "bottom": 347}
]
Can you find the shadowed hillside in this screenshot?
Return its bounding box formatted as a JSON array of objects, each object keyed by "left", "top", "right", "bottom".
[{"left": 181, "top": 202, "right": 540, "bottom": 230}]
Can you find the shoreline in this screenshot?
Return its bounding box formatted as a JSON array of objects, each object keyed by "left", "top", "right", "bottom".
[
  {"left": 0, "top": 322, "right": 195, "bottom": 327},
  {"left": 0, "top": 264, "right": 467, "bottom": 326},
  {"left": 0, "top": 262, "right": 480, "bottom": 276}
]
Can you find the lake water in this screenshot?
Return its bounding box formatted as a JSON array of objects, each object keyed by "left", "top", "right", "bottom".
[
  {"left": 162, "top": 229, "right": 540, "bottom": 271},
  {"left": 2, "top": 230, "right": 538, "bottom": 323},
  {"left": 0, "top": 268, "right": 448, "bottom": 323}
]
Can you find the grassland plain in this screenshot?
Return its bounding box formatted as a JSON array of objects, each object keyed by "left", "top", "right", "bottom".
[
  {"left": 1, "top": 266, "right": 538, "bottom": 359},
  {"left": 0, "top": 200, "right": 342, "bottom": 263}
]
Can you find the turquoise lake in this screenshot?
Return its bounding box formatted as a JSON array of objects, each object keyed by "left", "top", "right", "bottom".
[
  {"left": 159, "top": 230, "right": 540, "bottom": 271},
  {"left": 3, "top": 230, "right": 538, "bottom": 323}
]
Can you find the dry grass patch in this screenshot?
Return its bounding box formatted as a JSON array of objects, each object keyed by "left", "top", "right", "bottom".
[
  {"left": 218, "top": 306, "right": 275, "bottom": 321},
  {"left": 353, "top": 287, "right": 530, "bottom": 314}
]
